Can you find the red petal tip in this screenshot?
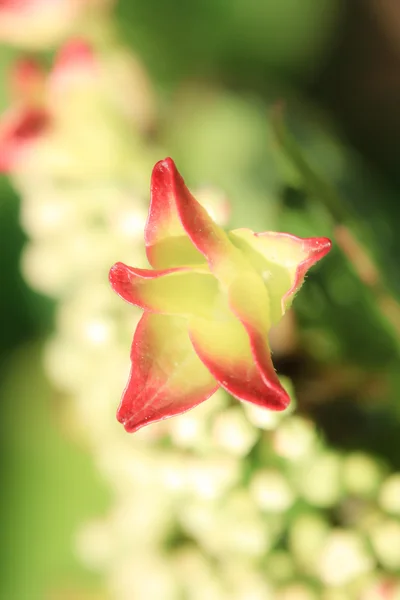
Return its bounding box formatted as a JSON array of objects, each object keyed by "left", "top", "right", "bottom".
[
  {"left": 150, "top": 157, "right": 179, "bottom": 189},
  {"left": 54, "top": 38, "right": 96, "bottom": 71},
  {"left": 0, "top": 107, "right": 49, "bottom": 172},
  {"left": 304, "top": 236, "right": 332, "bottom": 260},
  {"left": 282, "top": 236, "right": 332, "bottom": 308},
  {"left": 152, "top": 157, "right": 177, "bottom": 173},
  {"left": 109, "top": 261, "right": 130, "bottom": 293}
]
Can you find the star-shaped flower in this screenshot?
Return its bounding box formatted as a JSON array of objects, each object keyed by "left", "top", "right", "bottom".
[{"left": 109, "top": 158, "right": 331, "bottom": 433}]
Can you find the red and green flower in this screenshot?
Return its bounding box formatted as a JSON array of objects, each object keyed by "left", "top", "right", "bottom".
[{"left": 110, "top": 158, "right": 332, "bottom": 432}]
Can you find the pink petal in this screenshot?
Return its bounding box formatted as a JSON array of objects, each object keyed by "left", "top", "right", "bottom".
[
  {"left": 281, "top": 234, "right": 331, "bottom": 304},
  {"left": 48, "top": 39, "right": 99, "bottom": 95},
  {"left": 0, "top": 0, "right": 79, "bottom": 47},
  {"left": 0, "top": 0, "right": 34, "bottom": 13},
  {"left": 147, "top": 158, "right": 248, "bottom": 283},
  {"left": 145, "top": 157, "right": 205, "bottom": 268},
  {"left": 0, "top": 105, "right": 49, "bottom": 172},
  {"left": 109, "top": 261, "right": 219, "bottom": 317},
  {"left": 230, "top": 228, "right": 332, "bottom": 317},
  {"left": 227, "top": 272, "right": 289, "bottom": 409},
  {"left": 52, "top": 38, "right": 97, "bottom": 75},
  {"left": 117, "top": 313, "right": 219, "bottom": 433},
  {"left": 189, "top": 315, "right": 289, "bottom": 411},
  {"left": 0, "top": 0, "right": 61, "bottom": 12},
  {"left": 188, "top": 271, "right": 290, "bottom": 411}
]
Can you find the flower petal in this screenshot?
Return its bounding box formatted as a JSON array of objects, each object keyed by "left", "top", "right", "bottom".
[
  {"left": 49, "top": 38, "right": 99, "bottom": 94},
  {"left": 117, "top": 313, "right": 219, "bottom": 432},
  {"left": 188, "top": 311, "right": 289, "bottom": 411},
  {"left": 0, "top": 106, "right": 49, "bottom": 172},
  {"left": 146, "top": 158, "right": 249, "bottom": 283},
  {"left": 145, "top": 158, "right": 205, "bottom": 268},
  {"left": 227, "top": 271, "right": 292, "bottom": 411},
  {"left": 230, "top": 228, "right": 332, "bottom": 321},
  {"left": 109, "top": 262, "right": 219, "bottom": 317}
]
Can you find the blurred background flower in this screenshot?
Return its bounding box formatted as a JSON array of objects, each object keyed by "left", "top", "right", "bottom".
[
  {"left": 0, "top": 0, "right": 114, "bottom": 49},
  {"left": 1, "top": 0, "right": 400, "bottom": 598}
]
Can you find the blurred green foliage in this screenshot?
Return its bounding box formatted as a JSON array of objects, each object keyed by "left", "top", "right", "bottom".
[
  {"left": 0, "top": 344, "right": 110, "bottom": 599},
  {"left": 0, "top": 181, "right": 39, "bottom": 359},
  {"left": 115, "top": 0, "right": 341, "bottom": 84}
]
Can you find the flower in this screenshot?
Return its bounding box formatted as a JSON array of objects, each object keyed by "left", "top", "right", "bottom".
[
  {"left": 109, "top": 158, "right": 332, "bottom": 433},
  {"left": 0, "top": 0, "right": 113, "bottom": 48},
  {"left": 0, "top": 38, "right": 154, "bottom": 175},
  {"left": 0, "top": 105, "right": 49, "bottom": 173},
  {"left": 0, "top": 57, "right": 49, "bottom": 173},
  {"left": 0, "top": 41, "right": 93, "bottom": 174}
]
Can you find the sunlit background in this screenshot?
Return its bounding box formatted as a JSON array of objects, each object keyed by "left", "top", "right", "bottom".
[{"left": 1, "top": 0, "right": 400, "bottom": 598}]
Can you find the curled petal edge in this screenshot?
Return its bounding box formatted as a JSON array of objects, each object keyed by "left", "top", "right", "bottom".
[{"left": 281, "top": 234, "right": 332, "bottom": 307}]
